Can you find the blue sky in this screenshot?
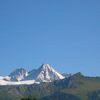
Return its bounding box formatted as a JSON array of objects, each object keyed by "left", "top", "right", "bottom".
[{"left": 0, "top": 0, "right": 100, "bottom": 76}]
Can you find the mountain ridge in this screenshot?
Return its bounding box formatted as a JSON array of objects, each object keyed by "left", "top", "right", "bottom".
[
  {"left": 0, "top": 64, "right": 65, "bottom": 85},
  {"left": 0, "top": 73, "right": 100, "bottom": 100}
]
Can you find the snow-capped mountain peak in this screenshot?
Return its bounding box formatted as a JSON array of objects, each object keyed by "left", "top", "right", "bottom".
[
  {"left": 40, "top": 64, "right": 53, "bottom": 70},
  {"left": 30, "top": 64, "right": 65, "bottom": 82},
  {"left": 9, "top": 68, "right": 28, "bottom": 81},
  {"left": 0, "top": 64, "right": 65, "bottom": 85}
]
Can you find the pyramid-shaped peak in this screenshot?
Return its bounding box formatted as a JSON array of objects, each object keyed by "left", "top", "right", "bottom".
[
  {"left": 40, "top": 64, "right": 56, "bottom": 73},
  {"left": 41, "top": 64, "right": 53, "bottom": 69},
  {"left": 33, "top": 64, "right": 65, "bottom": 82}
]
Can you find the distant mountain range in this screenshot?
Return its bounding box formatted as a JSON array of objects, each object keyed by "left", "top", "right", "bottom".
[
  {"left": 0, "top": 64, "right": 100, "bottom": 100},
  {"left": 0, "top": 64, "right": 65, "bottom": 85}
]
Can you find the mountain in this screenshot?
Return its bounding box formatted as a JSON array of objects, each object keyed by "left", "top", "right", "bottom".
[
  {"left": 25, "top": 64, "right": 65, "bottom": 82},
  {"left": 0, "top": 64, "right": 100, "bottom": 100},
  {"left": 0, "top": 64, "right": 65, "bottom": 85},
  {"left": 0, "top": 73, "right": 100, "bottom": 100},
  {"left": 9, "top": 68, "right": 28, "bottom": 81}
]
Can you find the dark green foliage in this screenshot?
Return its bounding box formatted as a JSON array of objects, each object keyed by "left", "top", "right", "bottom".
[{"left": 21, "top": 98, "right": 37, "bottom": 100}]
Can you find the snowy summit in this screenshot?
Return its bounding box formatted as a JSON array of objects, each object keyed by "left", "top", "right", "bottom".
[{"left": 0, "top": 64, "right": 65, "bottom": 85}]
